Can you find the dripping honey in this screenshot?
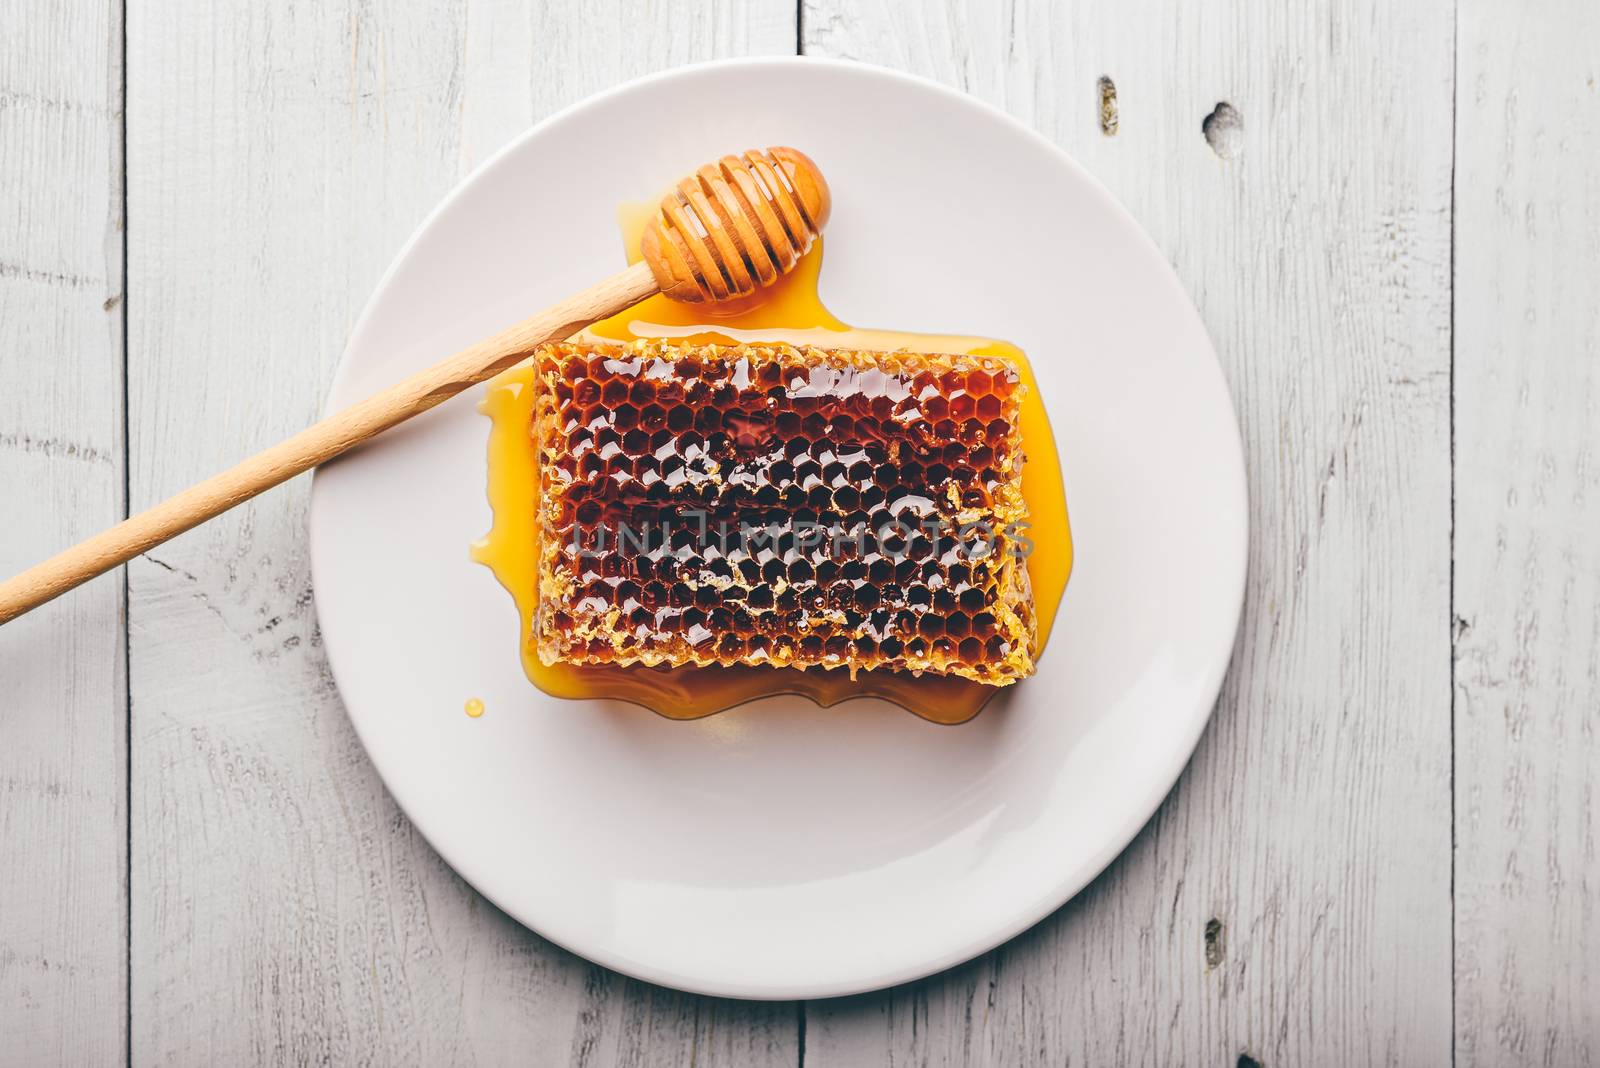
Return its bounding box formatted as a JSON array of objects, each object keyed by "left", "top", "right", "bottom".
[{"left": 472, "top": 208, "right": 1073, "bottom": 724}]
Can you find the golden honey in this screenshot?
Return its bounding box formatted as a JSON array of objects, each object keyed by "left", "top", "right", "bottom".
[{"left": 473, "top": 210, "right": 1072, "bottom": 724}]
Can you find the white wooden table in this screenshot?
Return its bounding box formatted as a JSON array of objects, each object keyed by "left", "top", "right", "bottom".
[{"left": 3, "top": 1, "right": 1595, "bottom": 1063}]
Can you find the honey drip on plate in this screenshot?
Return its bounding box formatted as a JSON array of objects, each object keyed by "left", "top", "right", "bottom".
[{"left": 472, "top": 206, "right": 1073, "bottom": 724}]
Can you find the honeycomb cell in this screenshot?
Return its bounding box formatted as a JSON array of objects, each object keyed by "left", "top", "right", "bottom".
[{"left": 529, "top": 339, "right": 1035, "bottom": 685}]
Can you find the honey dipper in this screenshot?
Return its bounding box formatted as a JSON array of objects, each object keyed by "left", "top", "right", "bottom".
[{"left": 0, "top": 147, "right": 831, "bottom": 624}]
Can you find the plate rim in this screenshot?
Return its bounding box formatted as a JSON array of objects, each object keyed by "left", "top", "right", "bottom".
[{"left": 310, "top": 54, "right": 1249, "bottom": 1000}]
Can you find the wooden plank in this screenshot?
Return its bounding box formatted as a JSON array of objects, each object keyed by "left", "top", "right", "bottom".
[
  {"left": 802, "top": 2, "right": 1456, "bottom": 1063},
  {"left": 124, "top": 2, "right": 796, "bottom": 1061},
  {"left": 1454, "top": 3, "right": 1600, "bottom": 1062},
  {"left": 0, "top": 0, "right": 127, "bottom": 1063}
]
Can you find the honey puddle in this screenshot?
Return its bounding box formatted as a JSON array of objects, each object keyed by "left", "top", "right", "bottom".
[{"left": 472, "top": 208, "right": 1072, "bottom": 723}]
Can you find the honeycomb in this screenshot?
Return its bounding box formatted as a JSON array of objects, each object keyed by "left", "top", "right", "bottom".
[{"left": 530, "top": 340, "right": 1036, "bottom": 685}]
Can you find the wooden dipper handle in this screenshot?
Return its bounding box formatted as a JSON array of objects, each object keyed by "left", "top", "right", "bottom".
[{"left": 0, "top": 145, "right": 830, "bottom": 625}]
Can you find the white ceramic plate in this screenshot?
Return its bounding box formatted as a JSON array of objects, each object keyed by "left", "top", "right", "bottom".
[{"left": 310, "top": 57, "right": 1246, "bottom": 999}]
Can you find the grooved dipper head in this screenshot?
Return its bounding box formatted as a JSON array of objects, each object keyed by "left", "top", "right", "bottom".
[{"left": 640, "top": 147, "right": 832, "bottom": 303}]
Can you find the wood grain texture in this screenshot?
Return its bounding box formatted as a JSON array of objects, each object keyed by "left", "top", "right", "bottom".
[
  {"left": 0, "top": 0, "right": 127, "bottom": 1063},
  {"left": 802, "top": 2, "right": 1456, "bottom": 1064},
  {"left": 1454, "top": 3, "right": 1600, "bottom": 1063},
  {"left": 0, "top": 0, "right": 1593, "bottom": 1057},
  {"left": 124, "top": 2, "right": 794, "bottom": 1063}
]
